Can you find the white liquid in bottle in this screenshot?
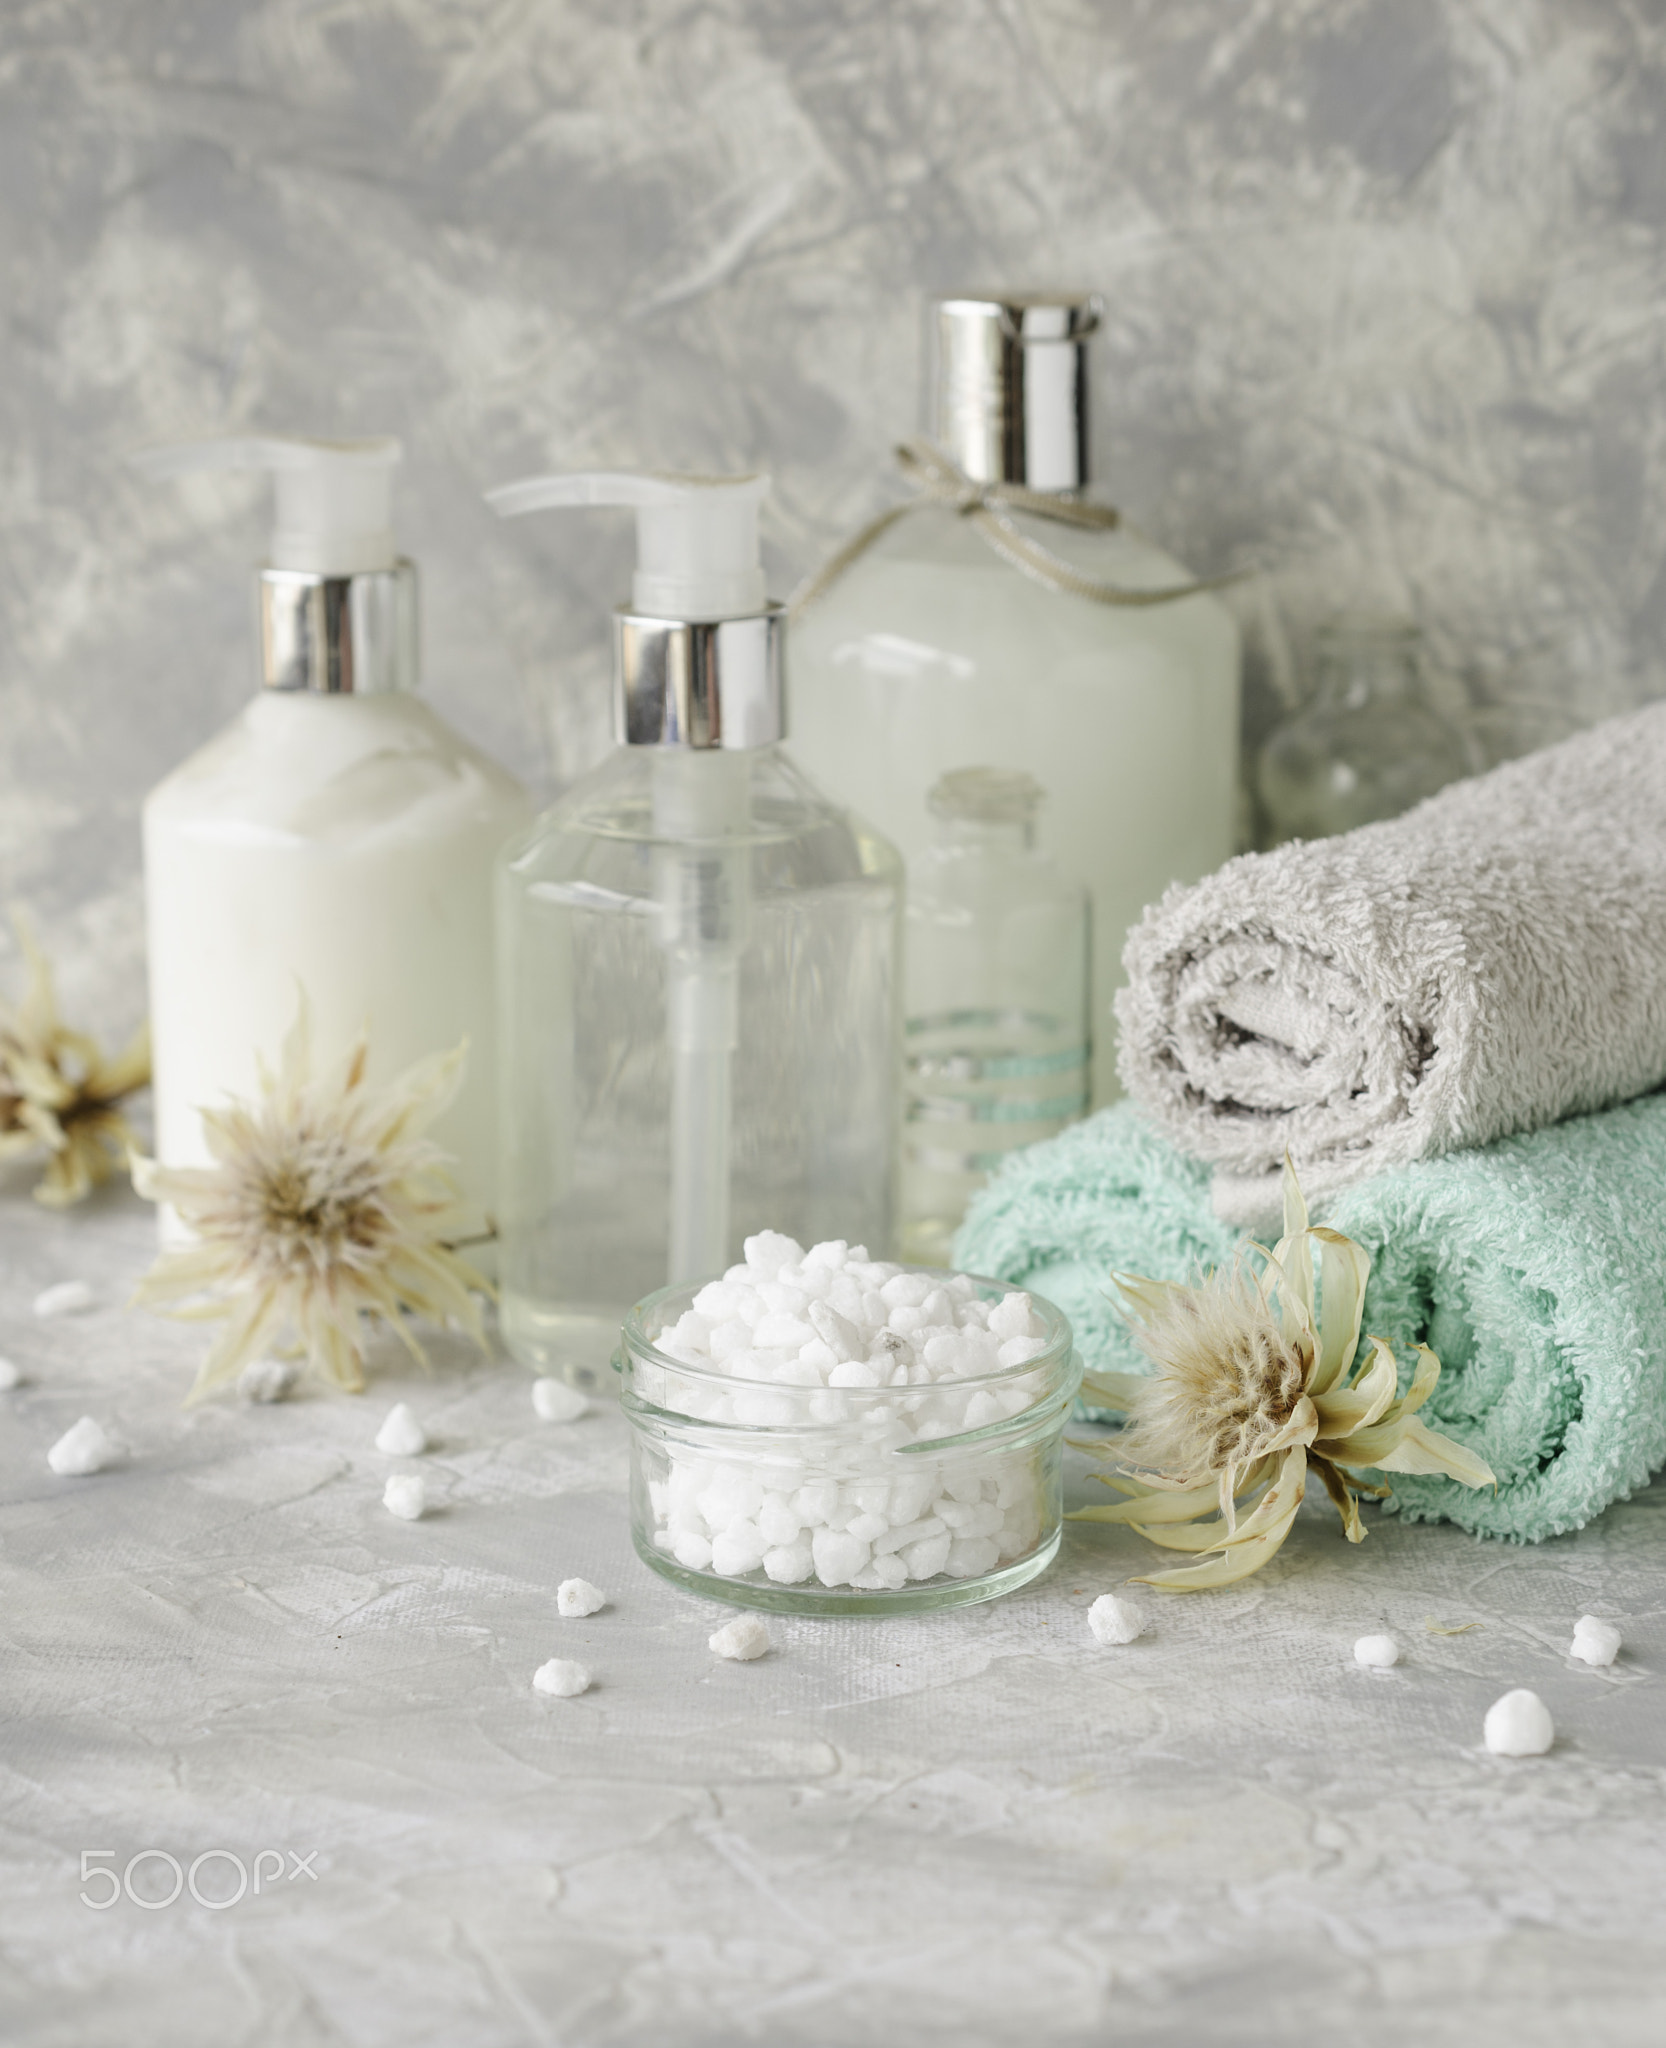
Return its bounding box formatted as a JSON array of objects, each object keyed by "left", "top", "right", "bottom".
[
  {"left": 145, "top": 691, "right": 526, "bottom": 1244},
  {"left": 788, "top": 295, "right": 1239, "bottom": 1106},
  {"left": 136, "top": 436, "right": 529, "bottom": 1245}
]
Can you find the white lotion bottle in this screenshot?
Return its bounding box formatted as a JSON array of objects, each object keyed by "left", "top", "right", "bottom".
[
  {"left": 788, "top": 294, "right": 1240, "bottom": 1106},
  {"left": 138, "top": 436, "right": 530, "bottom": 1246}
]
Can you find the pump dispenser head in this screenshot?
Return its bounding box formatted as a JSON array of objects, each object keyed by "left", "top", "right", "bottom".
[
  {"left": 132, "top": 434, "right": 417, "bottom": 694},
  {"left": 488, "top": 469, "right": 782, "bottom": 750},
  {"left": 931, "top": 293, "right": 1102, "bottom": 493}
]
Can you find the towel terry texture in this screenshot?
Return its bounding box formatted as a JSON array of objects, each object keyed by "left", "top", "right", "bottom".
[
  {"left": 1117, "top": 701, "right": 1666, "bottom": 1226},
  {"left": 955, "top": 1097, "right": 1666, "bottom": 1544}
]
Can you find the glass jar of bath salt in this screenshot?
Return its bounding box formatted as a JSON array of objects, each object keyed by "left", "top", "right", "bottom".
[{"left": 615, "top": 1234, "right": 1081, "bottom": 1615}]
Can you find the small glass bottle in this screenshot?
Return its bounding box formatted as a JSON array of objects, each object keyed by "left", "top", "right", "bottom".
[
  {"left": 1257, "top": 616, "right": 1468, "bottom": 842},
  {"left": 490, "top": 471, "right": 903, "bottom": 1382},
  {"left": 901, "top": 768, "right": 1090, "bottom": 1266}
]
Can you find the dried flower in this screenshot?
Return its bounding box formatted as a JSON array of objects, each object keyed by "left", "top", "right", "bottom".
[
  {"left": 0, "top": 911, "right": 150, "bottom": 1207},
  {"left": 1074, "top": 1157, "right": 1494, "bottom": 1590},
  {"left": 131, "top": 1001, "right": 487, "bottom": 1402}
]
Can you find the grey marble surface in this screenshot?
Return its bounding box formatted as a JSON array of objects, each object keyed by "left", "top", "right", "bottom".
[
  {"left": 2, "top": 1181, "right": 1664, "bottom": 2047},
  {"left": 6, "top": 1, "right": 1666, "bottom": 1031}
]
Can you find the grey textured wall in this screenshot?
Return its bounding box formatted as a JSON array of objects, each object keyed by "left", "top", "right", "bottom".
[{"left": 4, "top": 0, "right": 1665, "bottom": 1029}]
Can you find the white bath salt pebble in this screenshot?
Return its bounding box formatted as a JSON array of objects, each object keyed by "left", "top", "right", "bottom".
[
  {"left": 533, "top": 1657, "right": 592, "bottom": 1698},
  {"left": 375, "top": 1402, "right": 427, "bottom": 1456},
  {"left": 812, "top": 1526, "right": 871, "bottom": 1587},
  {"left": 47, "top": 1416, "right": 120, "bottom": 1477},
  {"left": 763, "top": 1539, "right": 814, "bottom": 1584},
  {"left": 532, "top": 1377, "right": 590, "bottom": 1423},
  {"left": 1570, "top": 1615, "right": 1623, "bottom": 1667},
  {"left": 987, "top": 1291, "right": 1038, "bottom": 1343},
  {"left": 707, "top": 1320, "right": 751, "bottom": 1363},
  {"left": 557, "top": 1577, "right": 607, "bottom": 1617},
  {"left": 753, "top": 1312, "right": 817, "bottom": 1352},
  {"left": 710, "top": 1522, "right": 769, "bottom": 1577},
  {"left": 808, "top": 1298, "right": 862, "bottom": 1362},
  {"left": 709, "top": 1615, "right": 771, "bottom": 1661},
  {"left": 1352, "top": 1633, "right": 1400, "bottom": 1668},
  {"left": 34, "top": 1280, "right": 94, "bottom": 1319},
  {"left": 880, "top": 1272, "right": 933, "bottom": 1310},
  {"left": 238, "top": 1356, "right": 299, "bottom": 1404},
  {"left": 672, "top": 1529, "right": 714, "bottom": 1571},
  {"left": 1088, "top": 1593, "right": 1147, "bottom": 1645},
  {"left": 828, "top": 1359, "right": 882, "bottom": 1389},
  {"left": 901, "top": 1531, "right": 952, "bottom": 1581},
  {"left": 1484, "top": 1688, "right": 1555, "bottom": 1756},
  {"left": 944, "top": 1534, "right": 1001, "bottom": 1579},
  {"left": 0, "top": 1356, "right": 22, "bottom": 1390},
  {"left": 382, "top": 1474, "right": 428, "bottom": 1521},
  {"left": 758, "top": 1495, "right": 803, "bottom": 1547},
  {"left": 743, "top": 1231, "right": 805, "bottom": 1277}
]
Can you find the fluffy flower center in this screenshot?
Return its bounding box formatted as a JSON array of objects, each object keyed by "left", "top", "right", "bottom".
[
  {"left": 225, "top": 1122, "right": 396, "bottom": 1278},
  {"left": 1191, "top": 1313, "right": 1307, "bottom": 1471},
  {"left": 1123, "top": 1268, "right": 1312, "bottom": 1484}
]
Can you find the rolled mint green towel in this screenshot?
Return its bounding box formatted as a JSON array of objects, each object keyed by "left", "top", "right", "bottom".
[
  {"left": 954, "top": 1096, "right": 1666, "bottom": 1544},
  {"left": 954, "top": 1105, "right": 1237, "bottom": 1387}
]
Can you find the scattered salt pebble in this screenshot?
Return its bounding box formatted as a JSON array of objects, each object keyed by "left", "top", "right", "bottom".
[
  {"left": 0, "top": 1356, "right": 21, "bottom": 1390},
  {"left": 1570, "top": 1615, "right": 1623, "bottom": 1667},
  {"left": 47, "top": 1416, "right": 120, "bottom": 1477},
  {"left": 375, "top": 1402, "right": 427, "bottom": 1456},
  {"left": 239, "top": 1356, "right": 299, "bottom": 1404},
  {"left": 557, "top": 1577, "right": 606, "bottom": 1617},
  {"left": 533, "top": 1658, "right": 591, "bottom": 1697},
  {"left": 34, "top": 1280, "right": 93, "bottom": 1319},
  {"left": 532, "top": 1377, "right": 589, "bottom": 1423},
  {"left": 382, "top": 1474, "right": 428, "bottom": 1521},
  {"left": 1354, "top": 1633, "right": 1400, "bottom": 1669},
  {"left": 709, "top": 1615, "right": 771, "bottom": 1661},
  {"left": 1484, "top": 1688, "right": 1555, "bottom": 1756},
  {"left": 1088, "top": 1593, "right": 1146, "bottom": 1645}
]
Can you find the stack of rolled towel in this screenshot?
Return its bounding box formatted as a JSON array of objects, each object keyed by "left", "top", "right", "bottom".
[{"left": 956, "top": 701, "right": 1666, "bottom": 1544}]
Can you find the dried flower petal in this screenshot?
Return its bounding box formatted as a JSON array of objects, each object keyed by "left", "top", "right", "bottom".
[
  {"left": 1073, "top": 1155, "right": 1495, "bottom": 1590},
  {"left": 0, "top": 911, "right": 149, "bottom": 1206},
  {"left": 131, "top": 997, "right": 487, "bottom": 1402}
]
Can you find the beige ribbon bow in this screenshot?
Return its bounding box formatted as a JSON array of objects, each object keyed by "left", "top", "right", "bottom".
[{"left": 790, "top": 438, "right": 1239, "bottom": 615}]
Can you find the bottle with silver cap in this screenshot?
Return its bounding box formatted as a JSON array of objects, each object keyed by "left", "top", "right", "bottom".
[
  {"left": 788, "top": 293, "right": 1240, "bottom": 1109},
  {"left": 137, "top": 436, "right": 530, "bottom": 1247},
  {"left": 487, "top": 470, "right": 902, "bottom": 1380}
]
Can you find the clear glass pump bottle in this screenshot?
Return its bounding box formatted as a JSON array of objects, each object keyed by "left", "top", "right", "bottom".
[
  {"left": 902, "top": 768, "right": 1089, "bottom": 1266},
  {"left": 788, "top": 293, "right": 1240, "bottom": 1107},
  {"left": 490, "top": 471, "right": 903, "bottom": 1381}
]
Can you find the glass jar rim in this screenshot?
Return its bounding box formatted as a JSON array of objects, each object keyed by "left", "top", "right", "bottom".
[{"left": 618, "top": 1266, "right": 1076, "bottom": 1397}]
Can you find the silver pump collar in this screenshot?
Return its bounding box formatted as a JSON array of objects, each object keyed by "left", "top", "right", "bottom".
[
  {"left": 615, "top": 605, "right": 784, "bottom": 749},
  {"left": 931, "top": 292, "right": 1102, "bottom": 494},
  {"left": 258, "top": 561, "right": 419, "bottom": 693}
]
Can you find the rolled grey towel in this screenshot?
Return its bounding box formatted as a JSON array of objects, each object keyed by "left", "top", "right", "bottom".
[{"left": 1117, "top": 700, "right": 1666, "bottom": 1225}]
